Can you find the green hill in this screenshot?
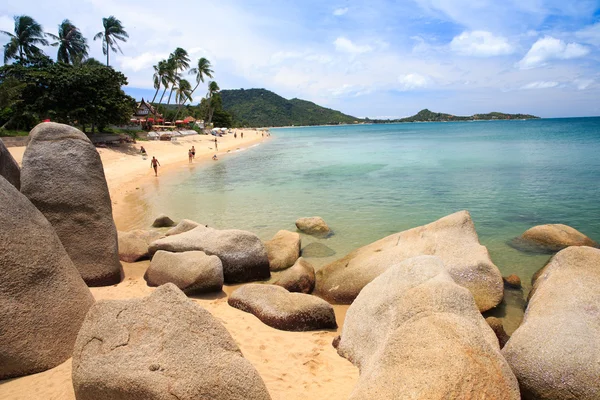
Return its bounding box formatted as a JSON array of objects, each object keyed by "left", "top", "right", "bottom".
[
  {"left": 371, "top": 109, "right": 539, "bottom": 123},
  {"left": 219, "top": 88, "right": 360, "bottom": 127}
]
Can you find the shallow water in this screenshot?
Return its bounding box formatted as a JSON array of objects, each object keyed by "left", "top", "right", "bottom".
[{"left": 124, "top": 118, "right": 600, "bottom": 333}]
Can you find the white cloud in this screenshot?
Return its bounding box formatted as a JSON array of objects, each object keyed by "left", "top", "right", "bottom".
[
  {"left": 574, "top": 79, "right": 593, "bottom": 90},
  {"left": 333, "top": 37, "right": 372, "bottom": 54},
  {"left": 120, "top": 51, "right": 170, "bottom": 72},
  {"left": 333, "top": 7, "right": 348, "bottom": 16},
  {"left": 520, "top": 81, "right": 559, "bottom": 90},
  {"left": 450, "top": 31, "right": 514, "bottom": 57},
  {"left": 398, "top": 73, "right": 431, "bottom": 90},
  {"left": 518, "top": 36, "right": 589, "bottom": 69},
  {"left": 576, "top": 23, "right": 600, "bottom": 47}
]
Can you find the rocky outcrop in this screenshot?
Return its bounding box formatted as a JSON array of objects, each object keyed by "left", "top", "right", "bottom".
[
  {"left": 265, "top": 230, "right": 301, "bottom": 271},
  {"left": 149, "top": 226, "right": 270, "bottom": 283},
  {"left": 273, "top": 257, "right": 315, "bottom": 294},
  {"left": 228, "top": 284, "right": 336, "bottom": 331},
  {"left": 166, "top": 219, "right": 201, "bottom": 236},
  {"left": 152, "top": 214, "right": 176, "bottom": 228},
  {"left": 145, "top": 250, "right": 224, "bottom": 294},
  {"left": 0, "top": 176, "right": 94, "bottom": 379},
  {"left": 295, "top": 216, "right": 331, "bottom": 237},
  {"left": 72, "top": 284, "right": 271, "bottom": 400},
  {"left": 315, "top": 211, "right": 504, "bottom": 312},
  {"left": 338, "top": 256, "right": 520, "bottom": 400},
  {"left": 0, "top": 138, "right": 20, "bottom": 189},
  {"left": 502, "top": 246, "right": 600, "bottom": 400},
  {"left": 118, "top": 230, "right": 163, "bottom": 263},
  {"left": 20, "top": 122, "right": 122, "bottom": 286},
  {"left": 515, "top": 224, "right": 598, "bottom": 253}
]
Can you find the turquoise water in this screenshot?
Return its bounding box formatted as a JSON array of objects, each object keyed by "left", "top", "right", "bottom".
[{"left": 127, "top": 118, "right": 600, "bottom": 328}]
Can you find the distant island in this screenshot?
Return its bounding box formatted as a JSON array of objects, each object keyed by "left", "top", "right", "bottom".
[{"left": 369, "top": 109, "right": 540, "bottom": 123}]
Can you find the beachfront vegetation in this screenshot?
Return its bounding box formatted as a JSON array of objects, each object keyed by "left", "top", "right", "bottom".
[{"left": 93, "top": 16, "right": 129, "bottom": 67}]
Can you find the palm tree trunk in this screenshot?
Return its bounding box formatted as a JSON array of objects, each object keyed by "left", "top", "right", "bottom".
[
  {"left": 151, "top": 85, "right": 161, "bottom": 104},
  {"left": 167, "top": 88, "right": 174, "bottom": 105},
  {"left": 158, "top": 86, "right": 168, "bottom": 104}
]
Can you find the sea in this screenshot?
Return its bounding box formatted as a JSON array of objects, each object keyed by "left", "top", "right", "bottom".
[{"left": 125, "top": 117, "right": 600, "bottom": 331}]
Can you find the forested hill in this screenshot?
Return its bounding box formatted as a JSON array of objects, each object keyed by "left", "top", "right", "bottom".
[
  {"left": 370, "top": 109, "right": 540, "bottom": 123},
  {"left": 220, "top": 89, "right": 359, "bottom": 127}
]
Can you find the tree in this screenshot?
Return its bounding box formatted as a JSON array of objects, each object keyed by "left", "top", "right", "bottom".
[
  {"left": 1, "top": 16, "right": 49, "bottom": 64},
  {"left": 93, "top": 16, "right": 128, "bottom": 66},
  {"left": 206, "top": 80, "right": 220, "bottom": 126},
  {"left": 173, "top": 79, "right": 192, "bottom": 121},
  {"left": 185, "top": 57, "right": 213, "bottom": 106},
  {"left": 165, "top": 48, "right": 189, "bottom": 107},
  {"left": 151, "top": 59, "right": 169, "bottom": 104},
  {"left": 48, "top": 20, "right": 89, "bottom": 64}
]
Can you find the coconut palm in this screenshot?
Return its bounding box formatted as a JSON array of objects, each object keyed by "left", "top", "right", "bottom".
[
  {"left": 187, "top": 57, "right": 213, "bottom": 102},
  {"left": 173, "top": 79, "right": 192, "bottom": 121},
  {"left": 165, "top": 48, "right": 189, "bottom": 106},
  {"left": 93, "top": 16, "right": 128, "bottom": 66},
  {"left": 151, "top": 59, "right": 170, "bottom": 104},
  {"left": 157, "top": 58, "right": 176, "bottom": 106},
  {"left": 206, "top": 80, "right": 220, "bottom": 126},
  {"left": 48, "top": 20, "right": 88, "bottom": 64},
  {"left": 1, "top": 15, "right": 49, "bottom": 64}
]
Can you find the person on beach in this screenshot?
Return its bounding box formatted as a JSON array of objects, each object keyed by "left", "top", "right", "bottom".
[
  {"left": 191, "top": 146, "right": 196, "bottom": 159},
  {"left": 188, "top": 149, "right": 193, "bottom": 163},
  {"left": 241, "top": 132, "right": 243, "bottom": 139},
  {"left": 150, "top": 156, "right": 160, "bottom": 176},
  {"left": 140, "top": 146, "right": 147, "bottom": 155},
  {"left": 214, "top": 138, "right": 218, "bottom": 151},
  {"left": 212, "top": 154, "right": 218, "bottom": 160},
  {"left": 234, "top": 132, "right": 237, "bottom": 139}
]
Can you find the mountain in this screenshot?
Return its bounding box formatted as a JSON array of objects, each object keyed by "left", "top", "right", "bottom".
[
  {"left": 219, "top": 89, "right": 360, "bottom": 127},
  {"left": 370, "top": 109, "right": 540, "bottom": 123}
]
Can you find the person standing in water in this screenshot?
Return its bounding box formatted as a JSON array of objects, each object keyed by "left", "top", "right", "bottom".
[
  {"left": 214, "top": 138, "right": 218, "bottom": 151},
  {"left": 188, "top": 149, "right": 193, "bottom": 163},
  {"left": 191, "top": 146, "right": 196, "bottom": 159},
  {"left": 151, "top": 156, "right": 161, "bottom": 176}
]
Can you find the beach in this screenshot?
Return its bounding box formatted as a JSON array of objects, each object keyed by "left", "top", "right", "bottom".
[{"left": 0, "top": 130, "right": 359, "bottom": 400}]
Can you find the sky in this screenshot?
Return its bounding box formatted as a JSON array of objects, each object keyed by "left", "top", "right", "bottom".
[{"left": 1, "top": 0, "right": 600, "bottom": 118}]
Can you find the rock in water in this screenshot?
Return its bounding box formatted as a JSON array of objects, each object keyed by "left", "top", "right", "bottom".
[
  {"left": 118, "top": 230, "right": 163, "bottom": 263},
  {"left": 145, "top": 250, "right": 224, "bottom": 294},
  {"left": 165, "top": 219, "right": 201, "bottom": 236},
  {"left": 0, "top": 138, "right": 20, "bottom": 189},
  {"left": 152, "top": 214, "right": 175, "bottom": 228},
  {"left": 503, "top": 274, "right": 522, "bottom": 289},
  {"left": 0, "top": 176, "right": 94, "bottom": 379},
  {"left": 228, "top": 284, "right": 336, "bottom": 331},
  {"left": 149, "top": 226, "right": 270, "bottom": 283},
  {"left": 273, "top": 257, "right": 316, "bottom": 294},
  {"left": 265, "top": 230, "right": 301, "bottom": 271},
  {"left": 502, "top": 246, "right": 600, "bottom": 400},
  {"left": 301, "top": 242, "right": 336, "bottom": 258},
  {"left": 516, "top": 224, "right": 598, "bottom": 253},
  {"left": 72, "top": 284, "right": 271, "bottom": 400},
  {"left": 315, "top": 210, "right": 503, "bottom": 312},
  {"left": 20, "top": 123, "right": 121, "bottom": 286},
  {"left": 337, "top": 256, "right": 520, "bottom": 400},
  {"left": 295, "top": 216, "right": 331, "bottom": 237}
]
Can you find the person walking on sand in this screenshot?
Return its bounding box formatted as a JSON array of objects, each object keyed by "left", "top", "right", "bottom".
[
  {"left": 191, "top": 146, "right": 196, "bottom": 159},
  {"left": 214, "top": 138, "right": 218, "bottom": 151},
  {"left": 241, "top": 131, "right": 244, "bottom": 139},
  {"left": 188, "top": 149, "right": 193, "bottom": 163},
  {"left": 151, "top": 156, "right": 160, "bottom": 177}
]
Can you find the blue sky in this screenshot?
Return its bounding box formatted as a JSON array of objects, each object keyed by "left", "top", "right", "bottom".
[{"left": 2, "top": 0, "right": 600, "bottom": 118}]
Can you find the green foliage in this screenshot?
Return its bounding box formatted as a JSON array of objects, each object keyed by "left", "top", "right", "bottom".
[
  {"left": 1, "top": 15, "right": 49, "bottom": 64},
  {"left": 48, "top": 19, "right": 89, "bottom": 64},
  {"left": 371, "top": 109, "right": 540, "bottom": 123},
  {"left": 220, "top": 88, "right": 359, "bottom": 127}
]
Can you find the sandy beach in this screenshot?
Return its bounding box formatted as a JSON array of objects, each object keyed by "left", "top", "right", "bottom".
[{"left": 1, "top": 130, "right": 359, "bottom": 400}]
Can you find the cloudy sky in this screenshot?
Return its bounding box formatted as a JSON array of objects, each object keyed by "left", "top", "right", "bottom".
[{"left": 2, "top": 0, "right": 600, "bottom": 118}]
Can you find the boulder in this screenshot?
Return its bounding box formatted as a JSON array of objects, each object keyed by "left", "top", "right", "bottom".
[
  {"left": 295, "top": 216, "right": 331, "bottom": 237},
  {"left": 516, "top": 224, "right": 598, "bottom": 253},
  {"left": 165, "top": 219, "right": 201, "bottom": 236},
  {"left": 503, "top": 274, "right": 522, "bottom": 289},
  {"left": 0, "top": 138, "right": 20, "bottom": 189},
  {"left": 502, "top": 246, "right": 600, "bottom": 400},
  {"left": 152, "top": 214, "right": 176, "bottom": 228},
  {"left": 265, "top": 230, "right": 301, "bottom": 271},
  {"left": 20, "top": 122, "right": 122, "bottom": 286},
  {"left": 273, "top": 257, "right": 316, "bottom": 294},
  {"left": 145, "top": 250, "right": 223, "bottom": 294},
  {"left": 72, "top": 283, "right": 271, "bottom": 400},
  {"left": 118, "top": 230, "right": 163, "bottom": 263},
  {"left": 0, "top": 176, "right": 94, "bottom": 379},
  {"left": 301, "top": 242, "right": 336, "bottom": 258},
  {"left": 485, "top": 317, "right": 510, "bottom": 348},
  {"left": 228, "top": 284, "right": 336, "bottom": 331},
  {"left": 149, "top": 226, "right": 270, "bottom": 283},
  {"left": 315, "top": 211, "right": 504, "bottom": 312},
  {"left": 337, "top": 256, "right": 520, "bottom": 400}
]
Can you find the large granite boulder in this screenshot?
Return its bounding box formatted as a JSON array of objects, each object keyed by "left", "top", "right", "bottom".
[
  {"left": 20, "top": 122, "right": 122, "bottom": 286},
  {"left": 502, "top": 246, "right": 600, "bottom": 400},
  {"left": 273, "top": 257, "right": 316, "bottom": 294},
  {"left": 265, "top": 230, "right": 301, "bottom": 271},
  {"left": 315, "top": 211, "right": 503, "bottom": 312},
  {"left": 515, "top": 223, "right": 598, "bottom": 253},
  {"left": 338, "top": 256, "right": 520, "bottom": 400},
  {"left": 295, "top": 216, "right": 331, "bottom": 237},
  {"left": 118, "top": 230, "right": 163, "bottom": 263},
  {"left": 149, "top": 226, "right": 270, "bottom": 283},
  {"left": 0, "top": 138, "right": 20, "bottom": 189},
  {"left": 166, "top": 219, "right": 201, "bottom": 236},
  {"left": 145, "top": 250, "right": 224, "bottom": 294},
  {"left": 72, "top": 284, "right": 271, "bottom": 400},
  {"left": 228, "top": 284, "right": 336, "bottom": 331},
  {"left": 0, "top": 176, "right": 94, "bottom": 379}
]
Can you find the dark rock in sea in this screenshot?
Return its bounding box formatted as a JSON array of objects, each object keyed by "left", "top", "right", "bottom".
[
  {"left": 295, "top": 216, "right": 332, "bottom": 237},
  {"left": 503, "top": 246, "right": 600, "bottom": 400},
  {"left": 72, "top": 284, "right": 271, "bottom": 400},
  {"left": 0, "top": 176, "right": 94, "bottom": 379},
  {"left": 273, "top": 257, "right": 316, "bottom": 294},
  {"left": 337, "top": 256, "right": 520, "bottom": 399},
  {"left": 265, "top": 230, "right": 301, "bottom": 271},
  {"left": 510, "top": 223, "right": 598, "bottom": 254},
  {"left": 0, "top": 138, "right": 20, "bottom": 189},
  {"left": 145, "top": 250, "right": 223, "bottom": 294},
  {"left": 485, "top": 317, "right": 510, "bottom": 348},
  {"left": 228, "top": 284, "right": 337, "bottom": 331},
  {"left": 165, "top": 219, "right": 201, "bottom": 236},
  {"left": 118, "top": 230, "right": 163, "bottom": 263},
  {"left": 301, "top": 242, "right": 336, "bottom": 258},
  {"left": 503, "top": 274, "right": 522, "bottom": 289},
  {"left": 152, "top": 213, "right": 176, "bottom": 228},
  {"left": 315, "top": 211, "right": 504, "bottom": 312},
  {"left": 20, "top": 122, "right": 122, "bottom": 286}
]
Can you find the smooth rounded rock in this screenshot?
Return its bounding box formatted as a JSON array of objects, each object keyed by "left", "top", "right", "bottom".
[
  {"left": 273, "top": 257, "right": 316, "bottom": 294},
  {"left": 503, "top": 274, "right": 522, "bottom": 289},
  {"left": 118, "top": 230, "right": 163, "bottom": 263},
  {"left": 152, "top": 214, "right": 176, "bottom": 228},
  {"left": 517, "top": 224, "right": 598, "bottom": 253},
  {"left": 301, "top": 242, "right": 336, "bottom": 258},
  {"left": 165, "top": 219, "right": 201, "bottom": 236},
  {"left": 265, "top": 230, "right": 301, "bottom": 271},
  {"left": 295, "top": 216, "right": 331, "bottom": 237}
]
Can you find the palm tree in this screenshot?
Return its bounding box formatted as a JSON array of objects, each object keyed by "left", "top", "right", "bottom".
[
  {"left": 1, "top": 15, "right": 49, "bottom": 64},
  {"left": 48, "top": 20, "right": 88, "bottom": 64},
  {"left": 151, "top": 59, "right": 169, "bottom": 104},
  {"left": 174, "top": 79, "right": 192, "bottom": 121},
  {"left": 206, "top": 80, "right": 220, "bottom": 126},
  {"left": 188, "top": 57, "right": 213, "bottom": 101},
  {"left": 165, "top": 48, "right": 189, "bottom": 106},
  {"left": 93, "top": 16, "right": 128, "bottom": 66},
  {"left": 157, "top": 58, "right": 176, "bottom": 106}
]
